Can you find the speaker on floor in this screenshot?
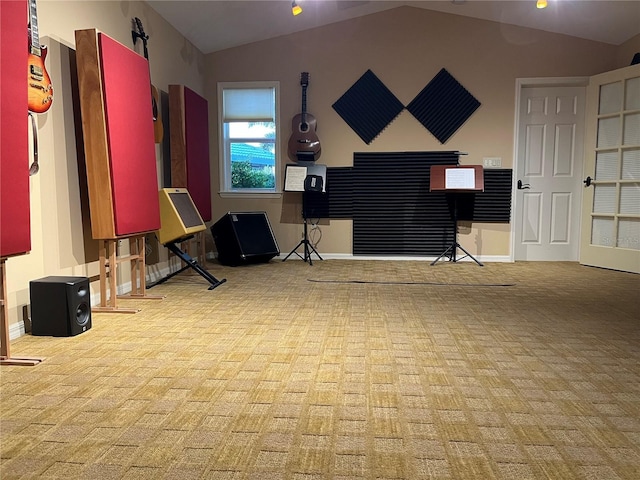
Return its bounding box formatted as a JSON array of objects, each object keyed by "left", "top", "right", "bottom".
[
  {"left": 157, "top": 188, "right": 207, "bottom": 244},
  {"left": 211, "top": 212, "right": 279, "bottom": 266},
  {"left": 30, "top": 276, "right": 91, "bottom": 337}
]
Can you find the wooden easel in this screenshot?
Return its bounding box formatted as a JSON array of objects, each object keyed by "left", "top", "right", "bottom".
[
  {"left": 93, "top": 235, "right": 164, "bottom": 314},
  {"left": 0, "top": 258, "right": 45, "bottom": 366}
]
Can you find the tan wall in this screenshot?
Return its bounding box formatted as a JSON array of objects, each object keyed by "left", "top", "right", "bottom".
[
  {"left": 4, "top": 3, "right": 638, "bottom": 336},
  {"left": 617, "top": 33, "right": 640, "bottom": 67},
  {"left": 205, "top": 6, "right": 633, "bottom": 259}
]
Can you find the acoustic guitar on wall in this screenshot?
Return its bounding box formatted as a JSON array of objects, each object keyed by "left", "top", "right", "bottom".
[
  {"left": 288, "top": 72, "right": 321, "bottom": 162},
  {"left": 132, "top": 17, "right": 164, "bottom": 144},
  {"left": 27, "top": 0, "right": 53, "bottom": 113}
]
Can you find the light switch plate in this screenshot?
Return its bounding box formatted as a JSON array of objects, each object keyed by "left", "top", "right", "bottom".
[{"left": 483, "top": 157, "right": 502, "bottom": 168}]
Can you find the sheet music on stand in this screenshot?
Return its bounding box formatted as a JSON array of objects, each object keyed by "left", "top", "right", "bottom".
[
  {"left": 445, "top": 168, "right": 477, "bottom": 190},
  {"left": 284, "top": 164, "right": 327, "bottom": 193}
]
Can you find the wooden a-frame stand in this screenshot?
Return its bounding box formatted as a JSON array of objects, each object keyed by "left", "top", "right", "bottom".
[
  {"left": 94, "top": 235, "right": 164, "bottom": 314},
  {"left": 1, "top": 258, "right": 45, "bottom": 366}
]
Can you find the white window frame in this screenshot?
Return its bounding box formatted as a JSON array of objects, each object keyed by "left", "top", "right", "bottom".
[{"left": 217, "top": 81, "right": 281, "bottom": 198}]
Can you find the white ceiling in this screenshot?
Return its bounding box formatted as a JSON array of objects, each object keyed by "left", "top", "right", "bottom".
[{"left": 147, "top": 0, "right": 640, "bottom": 54}]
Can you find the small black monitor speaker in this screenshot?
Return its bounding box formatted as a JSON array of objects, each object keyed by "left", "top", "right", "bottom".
[
  {"left": 211, "top": 212, "right": 279, "bottom": 266},
  {"left": 30, "top": 276, "right": 91, "bottom": 337}
]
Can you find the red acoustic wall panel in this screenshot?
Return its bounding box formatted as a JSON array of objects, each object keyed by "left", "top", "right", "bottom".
[
  {"left": 184, "top": 88, "right": 212, "bottom": 222},
  {"left": 169, "top": 85, "right": 212, "bottom": 222},
  {"left": 99, "top": 34, "right": 160, "bottom": 236},
  {"left": 0, "top": 0, "right": 31, "bottom": 258},
  {"left": 75, "top": 29, "right": 160, "bottom": 239}
]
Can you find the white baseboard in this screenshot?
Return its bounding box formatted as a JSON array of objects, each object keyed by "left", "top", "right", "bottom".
[{"left": 9, "top": 321, "right": 26, "bottom": 341}]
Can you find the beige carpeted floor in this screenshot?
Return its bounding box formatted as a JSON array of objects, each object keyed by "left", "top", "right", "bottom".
[{"left": 1, "top": 260, "right": 639, "bottom": 479}]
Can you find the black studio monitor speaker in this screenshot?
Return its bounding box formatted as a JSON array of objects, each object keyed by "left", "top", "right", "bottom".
[
  {"left": 211, "top": 212, "right": 279, "bottom": 266},
  {"left": 30, "top": 276, "right": 91, "bottom": 337}
]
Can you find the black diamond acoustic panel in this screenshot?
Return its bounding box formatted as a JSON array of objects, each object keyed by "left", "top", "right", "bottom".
[
  {"left": 406, "top": 68, "right": 481, "bottom": 144},
  {"left": 332, "top": 70, "right": 404, "bottom": 144}
]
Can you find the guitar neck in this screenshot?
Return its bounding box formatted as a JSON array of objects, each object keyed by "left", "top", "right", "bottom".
[
  {"left": 28, "top": 0, "right": 41, "bottom": 55},
  {"left": 301, "top": 86, "right": 308, "bottom": 120}
]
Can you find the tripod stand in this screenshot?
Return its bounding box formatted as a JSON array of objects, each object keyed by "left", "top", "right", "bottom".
[
  {"left": 431, "top": 193, "right": 483, "bottom": 266},
  {"left": 282, "top": 192, "right": 322, "bottom": 265}
]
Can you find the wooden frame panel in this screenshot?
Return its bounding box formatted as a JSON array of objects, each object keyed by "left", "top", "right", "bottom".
[
  {"left": 75, "top": 29, "right": 114, "bottom": 238},
  {"left": 75, "top": 29, "right": 160, "bottom": 239},
  {"left": 169, "top": 84, "right": 212, "bottom": 222}
]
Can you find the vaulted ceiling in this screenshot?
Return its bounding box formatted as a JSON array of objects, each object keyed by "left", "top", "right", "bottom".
[{"left": 147, "top": 1, "right": 640, "bottom": 54}]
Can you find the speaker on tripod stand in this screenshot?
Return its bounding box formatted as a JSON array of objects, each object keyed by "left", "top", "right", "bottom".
[{"left": 282, "top": 164, "right": 326, "bottom": 265}]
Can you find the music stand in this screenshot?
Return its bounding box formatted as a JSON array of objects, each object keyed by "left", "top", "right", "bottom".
[
  {"left": 282, "top": 164, "right": 325, "bottom": 265},
  {"left": 430, "top": 164, "right": 484, "bottom": 266}
]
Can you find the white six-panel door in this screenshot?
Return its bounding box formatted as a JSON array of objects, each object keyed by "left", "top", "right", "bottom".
[{"left": 515, "top": 86, "right": 586, "bottom": 261}]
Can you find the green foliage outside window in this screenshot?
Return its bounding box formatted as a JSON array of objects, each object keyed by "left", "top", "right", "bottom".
[{"left": 231, "top": 161, "right": 275, "bottom": 189}]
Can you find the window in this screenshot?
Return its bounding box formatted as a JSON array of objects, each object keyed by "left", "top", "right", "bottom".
[{"left": 218, "top": 82, "right": 280, "bottom": 195}]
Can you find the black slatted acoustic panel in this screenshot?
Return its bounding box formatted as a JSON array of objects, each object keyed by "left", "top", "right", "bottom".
[
  {"left": 298, "top": 153, "right": 511, "bottom": 255},
  {"left": 450, "top": 170, "right": 512, "bottom": 223},
  {"left": 473, "top": 169, "right": 512, "bottom": 222},
  {"left": 353, "top": 151, "right": 459, "bottom": 256},
  {"left": 304, "top": 167, "right": 353, "bottom": 219},
  {"left": 332, "top": 70, "right": 405, "bottom": 144},
  {"left": 406, "top": 68, "right": 481, "bottom": 144}
]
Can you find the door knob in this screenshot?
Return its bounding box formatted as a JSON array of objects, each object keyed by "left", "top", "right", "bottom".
[
  {"left": 517, "top": 179, "right": 530, "bottom": 190},
  {"left": 583, "top": 176, "right": 592, "bottom": 187}
]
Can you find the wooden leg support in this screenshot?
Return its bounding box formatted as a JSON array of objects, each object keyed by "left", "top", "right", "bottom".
[
  {"left": 0, "top": 258, "right": 44, "bottom": 366},
  {"left": 93, "top": 236, "right": 164, "bottom": 314},
  {"left": 117, "top": 236, "right": 165, "bottom": 301}
]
